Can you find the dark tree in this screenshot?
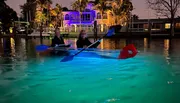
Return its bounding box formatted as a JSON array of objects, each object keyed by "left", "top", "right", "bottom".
[
  {"left": 146, "top": 0, "right": 180, "bottom": 36},
  {"left": 0, "top": 0, "right": 18, "bottom": 34},
  {"left": 62, "top": 7, "right": 69, "bottom": 11},
  {"left": 94, "top": 0, "right": 99, "bottom": 4},
  {"left": 132, "top": 14, "right": 139, "bottom": 20}
]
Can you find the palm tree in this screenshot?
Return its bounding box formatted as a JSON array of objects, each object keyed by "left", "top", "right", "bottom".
[
  {"left": 0, "top": 0, "right": 18, "bottom": 34},
  {"left": 37, "top": 0, "right": 52, "bottom": 26},
  {"left": 111, "top": 2, "right": 121, "bottom": 25},
  {"left": 122, "top": 0, "right": 133, "bottom": 20},
  {"left": 111, "top": 0, "right": 133, "bottom": 26},
  {"left": 71, "top": 0, "right": 88, "bottom": 30},
  {"left": 37, "top": 0, "right": 52, "bottom": 4},
  {"left": 34, "top": 0, "right": 52, "bottom": 41},
  {"left": 94, "top": 0, "right": 109, "bottom": 25},
  {"left": 20, "top": 0, "right": 38, "bottom": 22},
  {"left": 54, "top": 3, "right": 63, "bottom": 28},
  {"left": 20, "top": 0, "right": 52, "bottom": 25},
  {"left": 20, "top": 2, "right": 32, "bottom": 22}
]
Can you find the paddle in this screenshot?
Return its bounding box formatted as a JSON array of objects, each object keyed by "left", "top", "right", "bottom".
[
  {"left": 118, "top": 44, "right": 138, "bottom": 59},
  {"left": 60, "top": 27, "right": 115, "bottom": 62},
  {"left": 35, "top": 44, "right": 71, "bottom": 52},
  {"left": 35, "top": 44, "right": 49, "bottom": 52}
]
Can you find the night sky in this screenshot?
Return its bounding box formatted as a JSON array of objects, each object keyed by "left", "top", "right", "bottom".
[{"left": 5, "top": 0, "right": 157, "bottom": 19}]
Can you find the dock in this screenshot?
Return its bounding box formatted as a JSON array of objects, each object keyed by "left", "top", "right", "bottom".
[{"left": 1, "top": 31, "right": 180, "bottom": 39}]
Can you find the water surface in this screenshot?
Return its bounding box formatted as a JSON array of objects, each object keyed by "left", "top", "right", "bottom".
[{"left": 0, "top": 38, "right": 180, "bottom": 103}]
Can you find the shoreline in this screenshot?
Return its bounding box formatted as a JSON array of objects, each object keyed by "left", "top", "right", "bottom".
[{"left": 0, "top": 32, "right": 180, "bottom": 39}]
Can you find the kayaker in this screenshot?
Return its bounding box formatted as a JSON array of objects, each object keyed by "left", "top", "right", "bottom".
[
  {"left": 51, "top": 28, "right": 70, "bottom": 48},
  {"left": 76, "top": 30, "right": 100, "bottom": 48}
]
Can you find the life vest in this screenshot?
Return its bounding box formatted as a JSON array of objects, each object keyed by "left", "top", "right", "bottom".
[{"left": 118, "top": 44, "right": 138, "bottom": 59}]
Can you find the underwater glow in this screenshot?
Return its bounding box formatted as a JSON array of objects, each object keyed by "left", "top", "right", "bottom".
[{"left": 1, "top": 38, "right": 180, "bottom": 103}]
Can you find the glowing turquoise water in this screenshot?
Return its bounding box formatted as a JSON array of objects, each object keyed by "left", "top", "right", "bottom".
[{"left": 0, "top": 38, "right": 180, "bottom": 103}]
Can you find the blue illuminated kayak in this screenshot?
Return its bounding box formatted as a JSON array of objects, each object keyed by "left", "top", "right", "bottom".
[
  {"left": 49, "top": 47, "right": 120, "bottom": 59},
  {"left": 66, "top": 48, "right": 121, "bottom": 59}
]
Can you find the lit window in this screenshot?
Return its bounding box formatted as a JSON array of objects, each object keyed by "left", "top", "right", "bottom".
[
  {"left": 81, "top": 14, "right": 86, "bottom": 21},
  {"left": 176, "top": 23, "right": 180, "bottom": 28},
  {"left": 65, "top": 14, "right": 69, "bottom": 20},
  {"left": 70, "top": 15, "right": 73, "bottom": 20},
  {"left": 103, "top": 13, "right": 107, "bottom": 19},
  {"left": 86, "top": 14, "right": 90, "bottom": 20},
  {"left": 97, "top": 13, "right": 101, "bottom": 19},
  {"left": 165, "top": 23, "right": 170, "bottom": 29},
  {"left": 143, "top": 24, "right": 148, "bottom": 29}
]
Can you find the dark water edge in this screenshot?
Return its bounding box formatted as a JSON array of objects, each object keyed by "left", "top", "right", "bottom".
[
  {"left": 0, "top": 35, "right": 180, "bottom": 60},
  {"left": 1, "top": 32, "right": 180, "bottom": 39},
  {"left": 0, "top": 36, "right": 179, "bottom": 54}
]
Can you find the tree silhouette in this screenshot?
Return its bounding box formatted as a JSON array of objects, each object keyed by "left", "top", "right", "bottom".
[
  {"left": 62, "top": 7, "right": 69, "bottom": 11},
  {"left": 132, "top": 14, "right": 139, "bottom": 20},
  {"left": 146, "top": 0, "right": 180, "bottom": 36},
  {"left": 0, "top": 0, "right": 18, "bottom": 34}
]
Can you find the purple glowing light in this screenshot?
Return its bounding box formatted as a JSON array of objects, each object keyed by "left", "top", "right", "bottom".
[{"left": 62, "top": 3, "right": 97, "bottom": 25}]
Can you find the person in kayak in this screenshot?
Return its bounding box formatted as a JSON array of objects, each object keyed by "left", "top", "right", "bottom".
[
  {"left": 51, "top": 28, "right": 71, "bottom": 48},
  {"left": 50, "top": 28, "right": 71, "bottom": 56},
  {"left": 76, "top": 30, "right": 100, "bottom": 48}
]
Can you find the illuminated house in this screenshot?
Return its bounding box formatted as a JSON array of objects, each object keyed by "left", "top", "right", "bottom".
[
  {"left": 32, "top": 0, "right": 118, "bottom": 33},
  {"left": 61, "top": 1, "right": 115, "bottom": 33}
]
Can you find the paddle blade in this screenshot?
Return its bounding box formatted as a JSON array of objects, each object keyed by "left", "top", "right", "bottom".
[
  {"left": 118, "top": 44, "right": 138, "bottom": 59},
  {"left": 60, "top": 55, "right": 74, "bottom": 62},
  {"left": 35, "top": 44, "right": 49, "bottom": 51},
  {"left": 106, "top": 28, "right": 115, "bottom": 37}
]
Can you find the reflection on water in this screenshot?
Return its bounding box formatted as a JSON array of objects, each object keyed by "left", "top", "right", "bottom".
[
  {"left": 101, "top": 38, "right": 127, "bottom": 49},
  {"left": 0, "top": 37, "right": 180, "bottom": 70},
  {"left": 0, "top": 37, "right": 178, "bottom": 62},
  {"left": 164, "top": 39, "right": 170, "bottom": 57},
  {"left": 0, "top": 37, "right": 175, "bottom": 57}
]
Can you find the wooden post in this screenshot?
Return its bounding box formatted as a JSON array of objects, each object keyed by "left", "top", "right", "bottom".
[
  {"left": 40, "top": 22, "right": 43, "bottom": 44},
  {"left": 94, "top": 20, "right": 97, "bottom": 41}
]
